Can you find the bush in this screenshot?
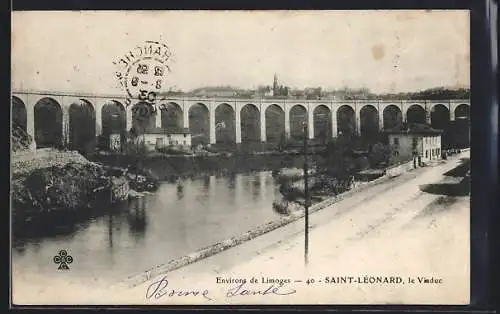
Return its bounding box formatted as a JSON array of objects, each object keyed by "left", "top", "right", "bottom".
[
  {"left": 203, "top": 146, "right": 222, "bottom": 154},
  {"left": 156, "top": 146, "right": 189, "bottom": 155},
  {"left": 279, "top": 181, "right": 305, "bottom": 202},
  {"left": 272, "top": 200, "right": 291, "bottom": 215},
  {"left": 97, "top": 135, "right": 109, "bottom": 150},
  {"left": 355, "top": 156, "right": 370, "bottom": 171},
  {"left": 277, "top": 133, "right": 287, "bottom": 152},
  {"left": 13, "top": 162, "right": 110, "bottom": 212},
  {"left": 368, "top": 143, "right": 393, "bottom": 169},
  {"left": 310, "top": 175, "right": 354, "bottom": 195},
  {"left": 11, "top": 125, "right": 33, "bottom": 152},
  {"left": 123, "top": 140, "right": 148, "bottom": 157}
]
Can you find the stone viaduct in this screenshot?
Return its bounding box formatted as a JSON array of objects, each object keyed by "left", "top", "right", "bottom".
[{"left": 11, "top": 90, "right": 470, "bottom": 148}]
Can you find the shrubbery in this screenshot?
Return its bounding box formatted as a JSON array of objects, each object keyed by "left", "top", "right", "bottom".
[
  {"left": 368, "top": 143, "right": 394, "bottom": 169},
  {"left": 276, "top": 135, "right": 396, "bottom": 214},
  {"left": 122, "top": 139, "right": 148, "bottom": 157},
  {"left": 156, "top": 146, "right": 190, "bottom": 155},
  {"left": 355, "top": 156, "right": 370, "bottom": 171},
  {"left": 12, "top": 162, "right": 110, "bottom": 213},
  {"left": 11, "top": 125, "right": 33, "bottom": 152}
]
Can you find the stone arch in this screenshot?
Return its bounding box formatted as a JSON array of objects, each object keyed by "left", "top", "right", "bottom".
[
  {"left": 68, "top": 99, "right": 96, "bottom": 152},
  {"left": 265, "top": 104, "right": 285, "bottom": 143},
  {"left": 189, "top": 103, "right": 210, "bottom": 146},
  {"left": 12, "top": 96, "right": 27, "bottom": 132},
  {"left": 313, "top": 105, "right": 331, "bottom": 142},
  {"left": 34, "top": 97, "right": 63, "bottom": 148},
  {"left": 430, "top": 104, "right": 450, "bottom": 130},
  {"left": 360, "top": 105, "right": 379, "bottom": 138},
  {"left": 406, "top": 104, "right": 426, "bottom": 124},
  {"left": 454, "top": 104, "right": 470, "bottom": 120},
  {"left": 215, "top": 102, "right": 236, "bottom": 112},
  {"left": 240, "top": 104, "right": 260, "bottom": 142},
  {"left": 101, "top": 101, "right": 126, "bottom": 150},
  {"left": 160, "top": 102, "right": 183, "bottom": 129},
  {"left": 215, "top": 103, "right": 235, "bottom": 144},
  {"left": 336, "top": 105, "right": 355, "bottom": 136},
  {"left": 383, "top": 105, "right": 403, "bottom": 130},
  {"left": 290, "top": 104, "right": 307, "bottom": 140},
  {"left": 452, "top": 104, "right": 470, "bottom": 149}
]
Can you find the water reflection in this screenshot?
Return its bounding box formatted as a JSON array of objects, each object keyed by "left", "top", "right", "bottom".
[
  {"left": 202, "top": 176, "right": 210, "bottom": 192},
  {"left": 252, "top": 173, "right": 261, "bottom": 201},
  {"left": 12, "top": 170, "right": 285, "bottom": 285},
  {"left": 107, "top": 210, "right": 113, "bottom": 249},
  {"left": 235, "top": 173, "right": 243, "bottom": 205},
  {"left": 260, "top": 172, "right": 266, "bottom": 198},
  {"left": 166, "top": 176, "right": 177, "bottom": 184},
  {"left": 13, "top": 210, "right": 93, "bottom": 249},
  {"left": 176, "top": 181, "right": 184, "bottom": 200},
  {"left": 227, "top": 172, "right": 236, "bottom": 190},
  {"left": 127, "top": 197, "right": 148, "bottom": 238},
  {"left": 208, "top": 175, "right": 216, "bottom": 198}
]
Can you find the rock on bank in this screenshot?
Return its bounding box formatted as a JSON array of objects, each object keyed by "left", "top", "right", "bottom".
[{"left": 11, "top": 148, "right": 129, "bottom": 218}]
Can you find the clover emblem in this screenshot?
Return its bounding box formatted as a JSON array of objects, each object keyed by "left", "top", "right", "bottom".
[{"left": 53, "top": 250, "right": 73, "bottom": 270}]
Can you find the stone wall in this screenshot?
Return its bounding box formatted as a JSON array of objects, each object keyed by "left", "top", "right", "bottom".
[
  {"left": 385, "top": 159, "right": 416, "bottom": 177},
  {"left": 116, "top": 156, "right": 420, "bottom": 289}
]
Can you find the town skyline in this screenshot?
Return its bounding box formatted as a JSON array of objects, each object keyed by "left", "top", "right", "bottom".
[
  {"left": 12, "top": 80, "right": 470, "bottom": 100},
  {"left": 12, "top": 10, "right": 469, "bottom": 95}
]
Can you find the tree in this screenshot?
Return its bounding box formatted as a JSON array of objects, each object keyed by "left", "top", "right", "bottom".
[
  {"left": 128, "top": 127, "right": 138, "bottom": 139},
  {"left": 277, "top": 132, "right": 287, "bottom": 152},
  {"left": 355, "top": 156, "right": 370, "bottom": 171},
  {"left": 257, "top": 85, "right": 271, "bottom": 96},
  {"left": 375, "top": 87, "right": 470, "bottom": 101},
  {"left": 316, "top": 135, "right": 356, "bottom": 179},
  {"left": 318, "top": 129, "right": 327, "bottom": 145},
  {"left": 368, "top": 142, "right": 393, "bottom": 168}
]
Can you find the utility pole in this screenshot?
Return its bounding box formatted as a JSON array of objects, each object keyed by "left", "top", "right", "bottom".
[{"left": 303, "top": 120, "right": 310, "bottom": 266}]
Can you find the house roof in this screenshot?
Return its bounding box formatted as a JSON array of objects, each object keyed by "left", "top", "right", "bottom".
[{"left": 383, "top": 123, "right": 443, "bottom": 135}]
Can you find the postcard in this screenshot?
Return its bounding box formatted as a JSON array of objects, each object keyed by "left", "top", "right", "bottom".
[{"left": 11, "top": 10, "right": 470, "bottom": 305}]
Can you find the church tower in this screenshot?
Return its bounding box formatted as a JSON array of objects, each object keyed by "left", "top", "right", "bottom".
[{"left": 273, "top": 73, "right": 278, "bottom": 96}]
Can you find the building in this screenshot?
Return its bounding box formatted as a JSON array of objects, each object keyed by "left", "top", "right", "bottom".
[
  {"left": 109, "top": 133, "right": 122, "bottom": 152},
  {"left": 272, "top": 73, "right": 279, "bottom": 96},
  {"left": 133, "top": 126, "right": 191, "bottom": 152},
  {"left": 191, "top": 87, "right": 236, "bottom": 98},
  {"left": 384, "top": 124, "right": 443, "bottom": 164}
]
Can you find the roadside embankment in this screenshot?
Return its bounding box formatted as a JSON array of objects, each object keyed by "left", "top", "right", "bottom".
[{"left": 116, "top": 157, "right": 420, "bottom": 289}]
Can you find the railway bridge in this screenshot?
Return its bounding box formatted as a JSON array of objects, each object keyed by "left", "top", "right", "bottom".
[{"left": 11, "top": 90, "right": 470, "bottom": 149}]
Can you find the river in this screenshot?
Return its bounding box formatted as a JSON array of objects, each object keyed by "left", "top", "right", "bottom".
[{"left": 12, "top": 170, "right": 289, "bottom": 287}]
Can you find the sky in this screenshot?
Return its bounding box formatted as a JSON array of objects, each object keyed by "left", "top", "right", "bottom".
[{"left": 12, "top": 10, "right": 470, "bottom": 95}]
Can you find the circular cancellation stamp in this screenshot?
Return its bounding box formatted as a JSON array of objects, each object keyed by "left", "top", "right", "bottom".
[{"left": 113, "top": 40, "right": 174, "bottom": 111}]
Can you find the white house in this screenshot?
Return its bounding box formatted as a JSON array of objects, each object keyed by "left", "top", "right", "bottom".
[
  {"left": 385, "top": 124, "right": 443, "bottom": 164},
  {"left": 109, "top": 133, "right": 122, "bottom": 152},
  {"left": 134, "top": 126, "right": 191, "bottom": 152}
]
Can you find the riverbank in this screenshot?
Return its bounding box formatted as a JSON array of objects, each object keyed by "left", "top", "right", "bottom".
[
  {"left": 123, "top": 152, "right": 470, "bottom": 305},
  {"left": 11, "top": 148, "right": 131, "bottom": 222},
  {"left": 116, "top": 157, "right": 422, "bottom": 288},
  {"left": 12, "top": 152, "right": 468, "bottom": 305},
  {"left": 91, "top": 151, "right": 311, "bottom": 181}
]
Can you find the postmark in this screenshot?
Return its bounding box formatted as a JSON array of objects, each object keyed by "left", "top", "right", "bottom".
[{"left": 113, "top": 40, "right": 174, "bottom": 112}]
